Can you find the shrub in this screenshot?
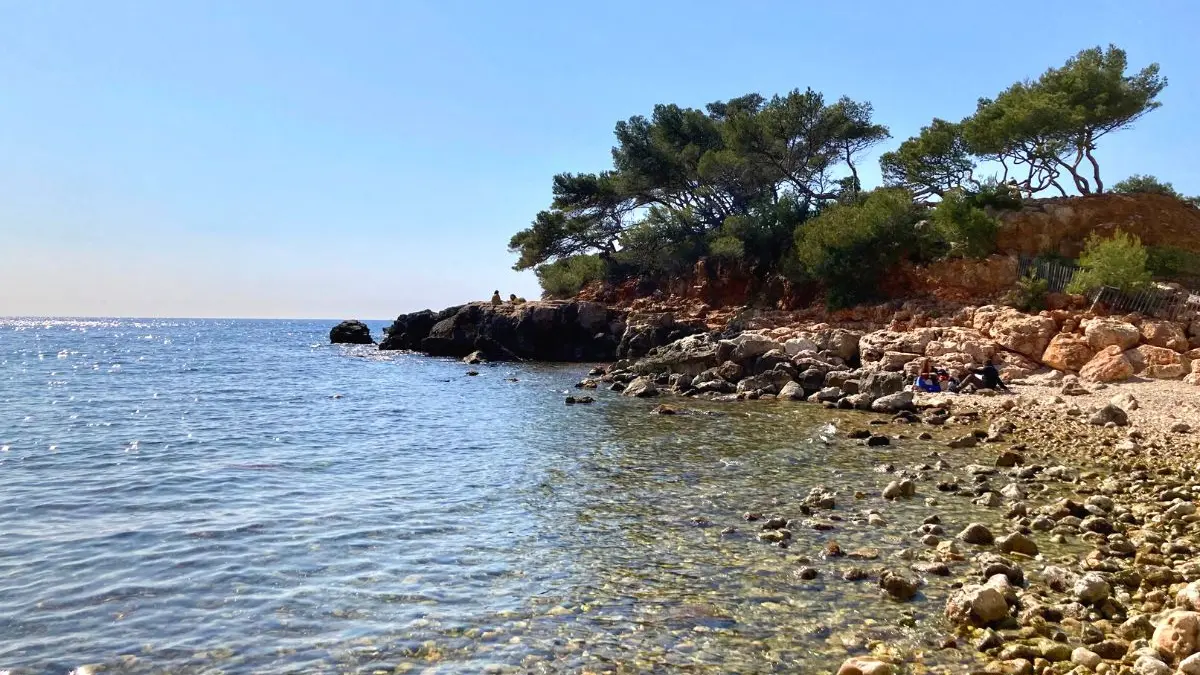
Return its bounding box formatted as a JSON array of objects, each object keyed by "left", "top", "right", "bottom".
[
  {"left": 967, "top": 177, "right": 1023, "bottom": 211},
  {"left": 1065, "top": 230, "right": 1151, "bottom": 294},
  {"left": 535, "top": 254, "right": 606, "bottom": 298},
  {"left": 1147, "top": 245, "right": 1200, "bottom": 280},
  {"left": 1002, "top": 273, "right": 1049, "bottom": 312},
  {"left": 1112, "top": 174, "right": 1183, "bottom": 198},
  {"left": 794, "top": 188, "right": 924, "bottom": 309},
  {"left": 930, "top": 188, "right": 999, "bottom": 258}
]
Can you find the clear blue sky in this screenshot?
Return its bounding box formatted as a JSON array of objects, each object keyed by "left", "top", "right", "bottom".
[{"left": 2, "top": 0, "right": 1197, "bottom": 319}]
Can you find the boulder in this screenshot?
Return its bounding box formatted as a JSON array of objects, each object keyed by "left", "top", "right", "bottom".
[
  {"left": 617, "top": 311, "right": 703, "bottom": 360},
  {"left": 1084, "top": 318, "right": 1141, "bottom": 351},
  {"left": 958, "top": 523, "right": 995, "bottom": 545},
  {"left": 623, "top": 377, "right": 660, "bottom": 398},
  {"left": 1111, "top": 391, "right": 1140, "bottom": 411},
  {"left": 330, "top": 320, "right": 375, "bottom": 345},
  {"left": 1079, "top": 346, "right": 1135, "bottom": 383},
  {"left": 1152, "top": 611, "right": 1200, "bottom": 663},
  {"left": 1178, "top": 580, "right": 1200, "bottom": 612},
  {"left": 972, "top": 306, "right": 1057, "bottom": 360},
  {"left": 879, "top": 570, "right": 919, "bottom": 601},
  {"left": 736, "top": 374, "right": 779, "bottom": 395},
  {"left": 462, "top": 350, "right": 486, "bottom": 365},
  {"left": 1142, "top": 320, "right": 1189, "bottom": 352},
  {"left": 996, "top": 532, "right": 1038, "bottom": 557},
  {"left": 871, "top": 391, "right": 915, "bottom": 413},
  {"left": 1074, "top": 572, "right": 1111, "bottom": 604},
  {"left": 1128, "top": 344, "right": 1189, "bottom": 379},
  {"left": 813, "top": 328, "right": 864, "bottom": 362},
  {"left": 718, "top": 333, "right": 783, "bottom": 364},
  {"left": 859, "top": 329, "right": 937, "bottom": 363},
  {"left": 1088, "top": 404, "right": 1129, "bottom": 427},
  {"left": 924, "top": 327, "right": 995, "bottom": 363},
  {"left": 783, "top": 336, "right": 819, "bottom": 356},
  {"left": 862, "top": 371, "right": 905, "bottom": 400},
  {"left": 1040, "top": 333, "right": 1094, "bottom": 371},
  {"left": 778, "top": 381, "right": 805, "bottom": 400},
  {"left": 630, "top": 333, "right": 722, "bottom": 377},
  {"left": 945, "top": 584, "right": 1009, "bottom": 626}
]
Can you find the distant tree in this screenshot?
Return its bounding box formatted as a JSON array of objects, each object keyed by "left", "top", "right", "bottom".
[
  {"left": 1111, "top": 174, "right": 1183, "bottom": 198},
  {"left": 879, "top": 119, "right": 976, "bottom": 199},
  {"left": 1066, "top": 230, "right": 1151, "bottom": 294},
  {"left": 962, "top": 45, "right": 1166, "bottom": 197}
]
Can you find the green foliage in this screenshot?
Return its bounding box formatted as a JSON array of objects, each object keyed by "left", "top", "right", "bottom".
[
  {"left": 510, "top": 87, "right": 890, "bottom": 282},
  {"left": 1147, "top": 245, "right": 1200, "bottom": 280},
  {"left": 930, "top": 189, "right": 999, "bottom": 258},
  {"left": 1111, "top": 174, "right": 1183, "bottom": 198},
  {"left": 534, "top": 255, "right": 606, "bottom": 299},
  {"left": 967, "top": 178, "right": 1024, "bottom": 211},
  {"left": 1003, "top": 273, "right": 1050, "bottom": 312},
  {"left": 960, "top": 45, "right": 1166, "bottom": 196},
  {"left": 1066, "top": 230, "right": 1152, "bottom": 294},
  {"left": 879, "top": 119, "right": 975, "bottom": 198},
  {"left": 794, "top": 189, "right": 925, "bottom": 308}
]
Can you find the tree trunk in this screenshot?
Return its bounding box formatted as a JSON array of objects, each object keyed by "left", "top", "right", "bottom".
[{"left": 1085, "top": 147, "right": 1104, "bottom": 193}]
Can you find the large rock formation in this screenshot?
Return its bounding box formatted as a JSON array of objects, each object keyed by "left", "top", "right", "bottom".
[
  {"left": 972, "top": 306, "right": 1057, "bottom": 360},
  {"left": 379, "top": 301, "right": 627, "bottom": 361},
  {"left": 330, "top": 320, "right": 375, "bottom": 345},
  {"left": 997, "top": 193, "right": 1200, "bottom": 258},
  {"left": 1041, "top": 333, "right": 1095, "bottom": 372}
]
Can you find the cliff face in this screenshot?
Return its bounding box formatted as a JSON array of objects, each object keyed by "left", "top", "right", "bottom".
[{"left": 996, "top": 193, "right": 1200, "bottom": 258}]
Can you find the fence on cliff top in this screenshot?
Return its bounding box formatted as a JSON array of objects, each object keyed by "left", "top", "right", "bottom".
[{"left": 1015, "top": 255, "right": 1200, "bottom": 321}]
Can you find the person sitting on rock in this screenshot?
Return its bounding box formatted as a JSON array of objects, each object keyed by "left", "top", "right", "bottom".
[
  {"left": 937, "top": 369, "right": 959, "bottom": 393},
  {"left": 914, "top": 359, "right": 941, "bottom": 393},
  {"left": 509, "top": 293, "right": 526, "bottom": 305},
  {"left": 490, "top": 290, "right": 502, "bottom": 305},
  {"left": 961, "top": 360, "right": 1010, "bottom": 393}
]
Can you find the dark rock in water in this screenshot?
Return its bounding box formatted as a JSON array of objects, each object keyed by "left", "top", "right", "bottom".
[
  {"left": 879, "top": 570, "right": 918, "bottom": 601},
  {"left": 462, "top": 350, "right": 486, "bottom": 365},
  {"left": 867, "top": 434, "right": 891, "bottom": 447},
  {"left": 380, "top": 301, "right": 625, "bottom": 362},
  {"left": 330, "top": 320, "right": 374, "bottom": 345},
  {"left": 565, "top": 395, "right": 594, "bottom": 405}
]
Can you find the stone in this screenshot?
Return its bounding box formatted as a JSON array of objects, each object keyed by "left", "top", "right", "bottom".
[
  {"left": 1130, "top": 344, "right": 1190, "bottom": 378},
  {"left": 1040, "top": 333, "right": 1095, "bottom": 372},
  {"left": 1154, "top": 612, "right": 1200, "bottom": 662},
  {"left": 1091, "top": 639, "right": 1130, "bottom": 660},
  {"left": 883, "top": 479, "right": 916, "bottom": 500},
  {"left": 996, "top": 449, "right": 1025, "bottom": 467},
  {"left": 1111, "top": 391, "right": 1140, "bottom": 411},
  {"left": 783, "top": 336, "right": 819, "bottom": 356},
  {"left": 623, "top": 377, "right": 660, "bottom": 398},
  {"left": 777, "top": 381, "right": 805, "bottom": 400},
  {"left": 1172, "top": 422, "right": 1193, "bottom": 433},
  {"left": 862, "top": 371, "right": 905, "bottom": 400},
  {"left": 836, "top": 658, "right": 894, "bottom": 675},
  {"left": 329, "top": 319, "right": 375, "bottom": 344},
  {"left": 1180, "top": 653, "right": 1200, "bottom": 675},
  {"left": 996, "top": 532, "right": 1039, "bottom": 557},
  {"left": 1141, "top": 320, "right": 1189, "bottom": 352},
  {"left": 1080, "top": 345, "right": 1135, "bottom": 383},
  {"left": 1084, "top": 318, "right": 1142, "bottom": 351},
  {"left": 948, "top": 434, "right": 979, "bottom": 449},
  {"left": 1071, "top": 647, "right": 1101, "bottom": 670},
  {"left": 1074, "top": 572, "right": 1111, "bottom": 604},
  {"left": 871, "top": 391, "right": 915, "bottom": 413},
  {"left": 959, "top": 523, "right": 995, "bottom": 545},
  {"left": 1134, "top": 655, "right": 1171, "bottom": 675},
  {"left": 867, "top": 434, "right": 891, "bottom": 447},
  {"left": 945, "top": 584, "right": 1009, "bottom": 626},
  {"left": 1179, "top": 581, "right": 1200, "bottom": 611},
  {"left": 879, "top": 570, "right": 918, "bottom": 601},
  {"left": 1088, "top": 404, "right": 1129, "bottom": 427},
  {"left": 1060, "top": 378, "right": 1089, "bottom": 396}
]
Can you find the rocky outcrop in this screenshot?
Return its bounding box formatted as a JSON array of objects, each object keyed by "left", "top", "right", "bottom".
[
  {"left": 1128, "top": 344, "right": 1190, "bottom": 379},
  {"left": 615, "top": 312, "right": 706, "bottom": 360},
  {"left": 330, "top": 320, "right": 375, "bottom": 345},
  {"left": 380, "top": 301, "right": 626, "bottom": 361},
  {"left": 1142, "top": 320, "right": 1190, "bottom": 352},
  {"left": 997, "top": 193, "right": 1200, "bottom": 258}
]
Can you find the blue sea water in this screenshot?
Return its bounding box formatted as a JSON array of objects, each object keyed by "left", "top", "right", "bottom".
[{"left": 0, "top": 318, "right": 1057, "bottom": 674}]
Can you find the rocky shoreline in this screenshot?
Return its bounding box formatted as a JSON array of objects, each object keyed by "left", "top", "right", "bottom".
[{"left": 331, "top": 300, "right": 1200, "bottom": 674}]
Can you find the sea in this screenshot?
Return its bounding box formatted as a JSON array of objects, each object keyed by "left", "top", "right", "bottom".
[{"left": 0, "top": 318, "right": 1078, "bottom": 674}]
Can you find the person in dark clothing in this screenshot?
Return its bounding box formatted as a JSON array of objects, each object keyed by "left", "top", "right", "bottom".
[{"left": 962, "top": 360, "right": 1010, "bottom": 393}]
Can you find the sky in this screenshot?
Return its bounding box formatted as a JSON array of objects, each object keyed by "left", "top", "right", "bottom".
[{"left": 1, "top": 0, "right": 1197, "bottom": 319}]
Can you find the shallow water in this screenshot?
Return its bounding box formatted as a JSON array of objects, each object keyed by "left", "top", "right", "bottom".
[{"left": 0, "top": 319, "right": 1084, "bottom": 673}]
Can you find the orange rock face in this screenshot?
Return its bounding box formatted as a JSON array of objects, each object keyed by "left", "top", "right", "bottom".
[
  {"left": 1141, "top": 320, "right": 1190, "bottom": 353},
  {"left": 997, "top": 193, "right": 1200, "bottom": 258}
]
